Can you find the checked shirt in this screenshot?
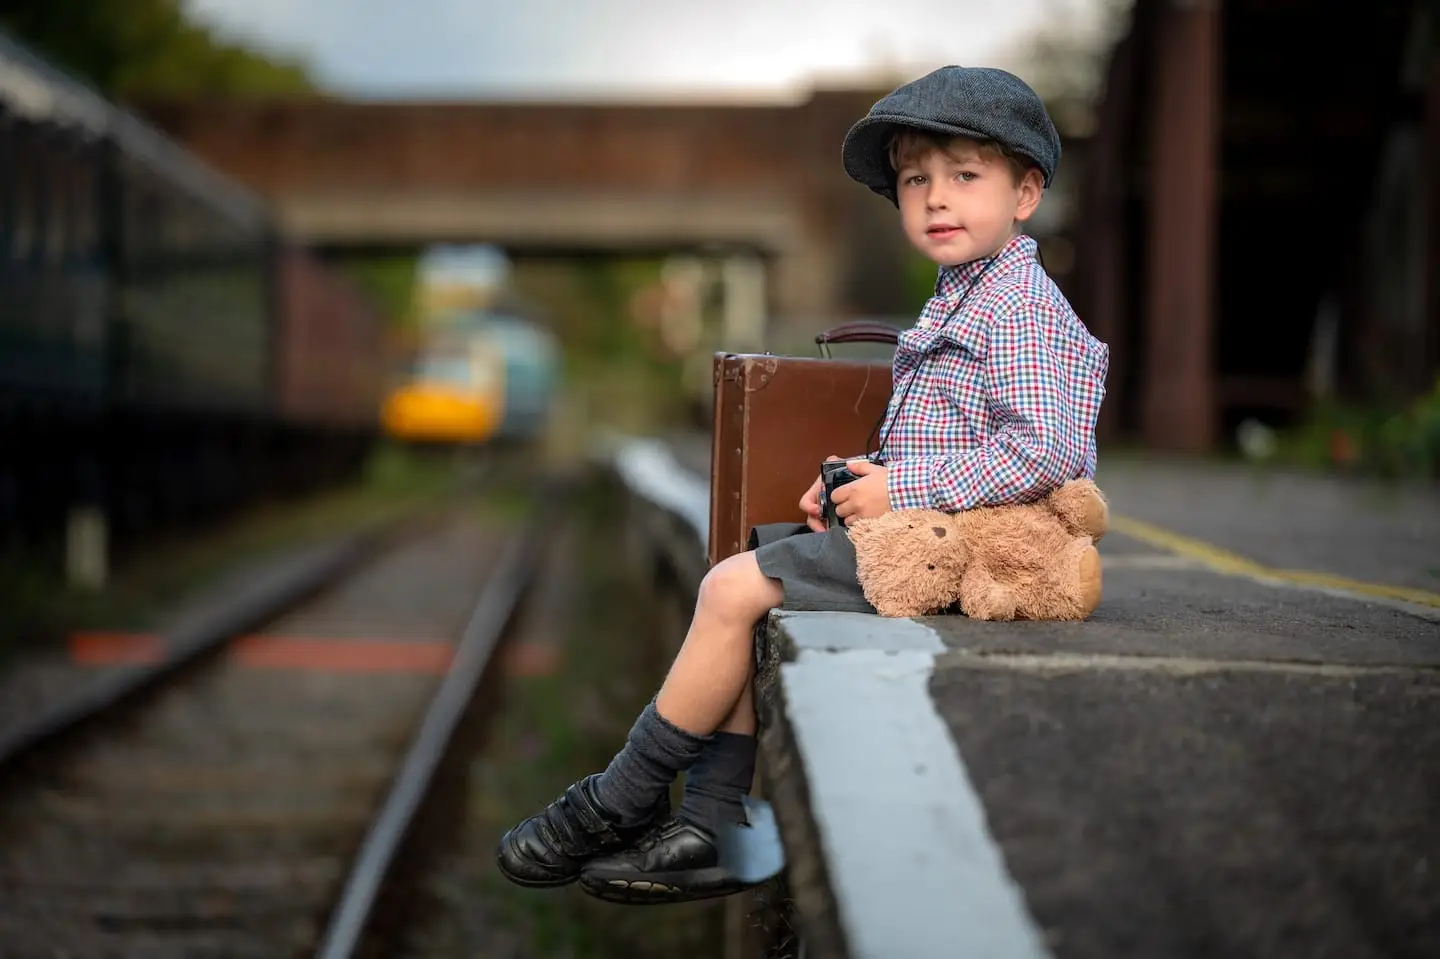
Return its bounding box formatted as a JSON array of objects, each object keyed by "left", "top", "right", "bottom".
[{"left": 876, "top": 234, "right": 1109, "bottom": 513}]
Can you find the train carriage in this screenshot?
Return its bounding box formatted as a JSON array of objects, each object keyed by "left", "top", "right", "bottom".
[
  {"left": 110, "top": 111, "right": 274, "bottom": 418},
  {"left": 0, "top": 32, "right": 111, "bottom": 416},
  {"left": 0, "top": 30, "right": 387, "bottom": 560}
]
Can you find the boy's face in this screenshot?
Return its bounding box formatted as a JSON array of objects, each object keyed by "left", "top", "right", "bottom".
[{"left": 894, "top": 140, "right": 1043, "bottom": 267}]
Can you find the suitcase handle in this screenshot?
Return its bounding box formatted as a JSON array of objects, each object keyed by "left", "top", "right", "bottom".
[{"left": 814, "top": 321, "right": 901, "bottom": 349}]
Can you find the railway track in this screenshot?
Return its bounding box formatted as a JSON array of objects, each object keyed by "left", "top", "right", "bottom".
[{"left": 0, "top": 472, "right": 553, "bottom": 957}]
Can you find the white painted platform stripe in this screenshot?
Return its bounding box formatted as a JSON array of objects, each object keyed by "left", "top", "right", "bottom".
[
  {"left": 782, "top": 640, "right": 1053, "bottom": 959},
  {"left": 607, "top": 436, "right": 710, "bottom": 543}
]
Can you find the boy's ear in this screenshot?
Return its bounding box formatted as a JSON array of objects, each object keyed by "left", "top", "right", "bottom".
[{"left": 1013, "top": 168, "right": 1044, "bottom": 222}]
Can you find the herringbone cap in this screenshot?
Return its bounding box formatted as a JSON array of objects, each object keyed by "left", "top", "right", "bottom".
[{"left": 842, "top": 65, "right": 1061, "bottom": 204}]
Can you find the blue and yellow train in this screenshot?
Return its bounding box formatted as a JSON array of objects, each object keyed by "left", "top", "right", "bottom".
[{"left": 382, "top": 311, "right": 560, "bottom": 447}]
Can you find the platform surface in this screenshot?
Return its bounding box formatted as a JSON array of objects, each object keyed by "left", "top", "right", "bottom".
[{"left": 629, "top": 436, "right": 1440, "bottom": 959}]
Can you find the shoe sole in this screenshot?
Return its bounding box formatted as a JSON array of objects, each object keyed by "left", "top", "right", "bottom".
[{"left": 578, "top": 868, "right": 750, "bottom": 905}]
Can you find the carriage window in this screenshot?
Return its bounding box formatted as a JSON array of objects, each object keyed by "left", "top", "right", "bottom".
[
  {"left": 175, "top": 197, "right": 198, "bottom": 251},
  {"left": 70, "top": 158, "right": 98, "bottom": 264},
  {"left": 128, "top": 180, "right": 164, "bottom": 262},
  {"left": 9, "top": 145, "right": 35, "bottom": 264},
  {"left": 45, "top": 145, "right": 69, "bottom": 266},
  {"left": 0, "top": 119, "right": 11, "bottom": 263}
]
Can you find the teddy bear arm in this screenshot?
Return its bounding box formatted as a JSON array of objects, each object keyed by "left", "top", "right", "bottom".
[{"left": 1045, "top": 480, "right": 1110, "bottom": 542}]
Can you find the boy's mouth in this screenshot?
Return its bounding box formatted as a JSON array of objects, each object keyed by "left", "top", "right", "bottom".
[{"left": 927, "top": 224, "right": 962, "bottom": 238}]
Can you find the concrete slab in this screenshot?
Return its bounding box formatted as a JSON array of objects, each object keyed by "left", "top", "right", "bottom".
[
  {"left": 918, "top": 561, "right": 1440, "bottom": 957},
  {"left": 770, "top": 610, "right": 943, "bottom": 654},
  {"left": 931, "top": 662, "right": 1440, "bottom": 959},
  {"left": 647, "top": 433, "right": 1440, "bottom": 958},
  {"left": 1097, "top": 457, "right": 1440, "bottom": 594},
  {"left": 925, "top": 564, "right": 1440, "bottom": 668},
  {"left": 1096, "top": 533, "right": 1171, "bottom": 557},
  {"left": 771, "top": 648, "right": 1049, "bottom": 959},
  {"left": 759, "top": 559, "right": 1440, "bottom": 959}
]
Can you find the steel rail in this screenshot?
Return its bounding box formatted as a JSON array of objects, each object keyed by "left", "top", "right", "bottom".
[
  {"left": 0, "top": 475, "right": 482, "bottom": 773},
  {"left": 313, "top": 497, "right": 551, "bottom": 959},
  {"left": 0, "top": 528, "right": 387, "bottom": 771}
]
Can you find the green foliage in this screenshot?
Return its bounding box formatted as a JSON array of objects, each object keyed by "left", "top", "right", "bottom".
[
  {"left": 1011, "top": 0, "right": 1133, "bottom": 138},
  {"left": 506, "top": 258, "right": 693, "bottom": 436},
  {"left": 2, "top": 0, "right": 315, "bottom": 98},
  {"left": 1278, "top": 379, "right": 1440, "bottom": 480},
  {"left": 335, "top": 256, "right": 420, "bottom": 329},
  {"left": 902, "top": 251, "right": 940, "bottom": 315},
  {"left": 509, "top": 258, "right": 668, "bottom": 367}
]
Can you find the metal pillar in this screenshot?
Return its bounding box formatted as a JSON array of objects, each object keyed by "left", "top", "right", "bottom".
[
  {"left": 1427, "top": 47, "right": 1440, "bottom": 387},
  {"left": 1142, "top": 0, "right": 1220, "bottom": 452},
  {"left": 1082, "top": 26, "right": 1141, "bottom": 444},
  {"left": 65, "top": 505, "right": 108, "bottom": 590}
]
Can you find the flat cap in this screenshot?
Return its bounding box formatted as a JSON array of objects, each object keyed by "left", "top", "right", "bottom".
[{"left": 842, "top": 65, "right": 1061, "bottom": 204}]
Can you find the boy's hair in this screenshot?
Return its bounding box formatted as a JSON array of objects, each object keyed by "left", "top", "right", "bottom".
[{"left": 887, "top": 128, "right": 1040, "bottom": 186}]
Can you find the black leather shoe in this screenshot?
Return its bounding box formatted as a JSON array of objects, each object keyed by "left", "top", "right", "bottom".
[
  {"left": 578, "top": 816, "right": 755, "bottom": 904},
  {"left": 495, "top": 775, "right": 669, "bottom": 887}
]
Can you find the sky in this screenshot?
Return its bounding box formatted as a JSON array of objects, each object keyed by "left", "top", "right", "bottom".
[{"left": 185, "top": 0, "right": 1108, "bottom": 101}]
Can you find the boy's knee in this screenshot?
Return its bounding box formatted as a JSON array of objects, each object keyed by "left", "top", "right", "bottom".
[
  {"left": 699, "top": 552, "right": 779, "bottom": 622},
  {"left": 699, "top": 553, "right": 758, "bottom": 604}
]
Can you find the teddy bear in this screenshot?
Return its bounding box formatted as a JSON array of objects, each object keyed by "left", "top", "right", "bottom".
[{"left": 847, "top": 479, "right": 1109, "bottom": 621}]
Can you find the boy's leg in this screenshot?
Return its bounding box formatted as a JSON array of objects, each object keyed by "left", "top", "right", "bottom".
[
  {"left": 577, "top": 564, "right": 776, "bottom": 903},
  {"left": 676, "top": 660, "right": 756, "bottom": 828},
  {"left": 652, "top": 552, "right": 775, "bottom": 733},
  {"left": 496, "top": 551, "right": 780, "bottom": 888}
]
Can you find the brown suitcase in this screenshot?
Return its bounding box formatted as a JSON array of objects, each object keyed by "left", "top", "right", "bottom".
[{"left": 707, "top": 322, "right": 899, "bottom": 565}]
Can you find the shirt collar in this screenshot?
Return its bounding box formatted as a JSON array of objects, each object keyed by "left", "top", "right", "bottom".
[{"left": 933, "top": 234, "right": 1037, "bottom": 298}]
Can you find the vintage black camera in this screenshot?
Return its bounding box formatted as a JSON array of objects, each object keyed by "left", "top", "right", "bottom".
[{"left": 820, "top": 459, "right": 863, "bottom": 529}]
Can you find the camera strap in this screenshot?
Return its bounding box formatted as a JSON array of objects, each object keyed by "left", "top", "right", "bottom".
[{"left": 867, "top": 251, "right": 1003, "bottom": 463}]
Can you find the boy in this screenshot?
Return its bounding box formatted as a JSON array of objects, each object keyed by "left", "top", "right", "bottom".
[{"left": 496, "top": 65, "right": 1108, "bottom": 904}]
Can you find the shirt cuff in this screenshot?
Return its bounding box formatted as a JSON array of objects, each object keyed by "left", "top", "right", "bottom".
[{"left": 886, "top": 457, "right": 934, "bottom": 511}]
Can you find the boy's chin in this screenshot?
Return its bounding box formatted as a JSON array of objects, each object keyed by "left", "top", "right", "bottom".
[
  {"left": 915, "top": 249, "right": 977, "bottom": 268},
  {"left": 911, "top": 233, "right": 1013, "bottom": 268}
]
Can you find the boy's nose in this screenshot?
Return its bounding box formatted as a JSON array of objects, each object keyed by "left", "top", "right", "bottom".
[{"left": 925, "top": 185, "right": 948, "bottom": 210}]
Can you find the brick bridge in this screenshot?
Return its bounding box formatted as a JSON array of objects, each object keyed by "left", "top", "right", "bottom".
[
  {"left": 142, "top": 0, "right": 1439, "bottom": 453},
  {"left": 140, "top": 87, "right": 935, "bottom": 350}
]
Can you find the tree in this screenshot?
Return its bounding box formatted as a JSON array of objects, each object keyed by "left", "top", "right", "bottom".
[
  {"left": 1008, "top": 0, "right": 1133, "bottom": 138},
  {"left": 2, "top": 0, "right": 316, "bottom": 99}
]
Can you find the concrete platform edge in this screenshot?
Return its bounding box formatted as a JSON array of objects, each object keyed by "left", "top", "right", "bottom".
[{"left": 758, "top": 612, "right": 1053, "bottom": 959}]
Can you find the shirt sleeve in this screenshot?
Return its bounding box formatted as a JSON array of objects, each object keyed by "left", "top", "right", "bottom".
[{"left": 886, "top": 308, "right": 1087, "bottom": 512}]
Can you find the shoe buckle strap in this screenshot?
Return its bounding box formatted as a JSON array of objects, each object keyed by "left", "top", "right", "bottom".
[
  {"left": 563, "top": 781, "right": 621, "bottom": 845},
  {"left": 572, "top": 801, "right": 620, "bottom": 843}
]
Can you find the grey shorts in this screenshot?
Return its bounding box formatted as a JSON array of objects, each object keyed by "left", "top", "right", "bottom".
[{"left": 749, "top": 522, "right": 876, "bottom": 614}]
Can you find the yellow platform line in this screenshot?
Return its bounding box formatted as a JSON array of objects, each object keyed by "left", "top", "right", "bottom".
[{"left": 1109, "top": 515, "right": 1440, "bottom": 610}]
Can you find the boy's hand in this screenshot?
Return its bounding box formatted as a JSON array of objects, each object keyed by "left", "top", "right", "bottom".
[
  {"left": 830, "top": 459, "right": 891, "bottom": 526},
  {"left": 799, "top": 455, "right": 842, "bottom": 533}
]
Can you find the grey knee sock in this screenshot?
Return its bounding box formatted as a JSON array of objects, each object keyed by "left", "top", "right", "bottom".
[
  {"left": 592, "top": 700, "right": 710, "bottom": 826},
  {"left": 678, "top": 732, "right": 757, "bottom": 832}
]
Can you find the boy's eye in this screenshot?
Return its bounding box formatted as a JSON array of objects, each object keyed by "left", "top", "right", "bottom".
[
  {"left": 903, "top": 174, "right": 926, "bottom": 187},
  {"left": 955, "top": 171, "right": 978, "bottom": 182}
]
